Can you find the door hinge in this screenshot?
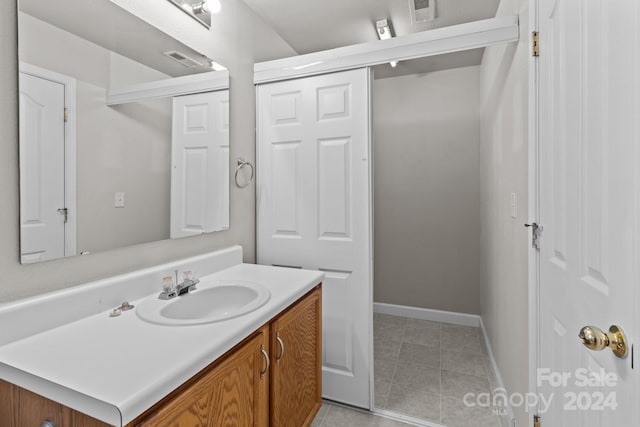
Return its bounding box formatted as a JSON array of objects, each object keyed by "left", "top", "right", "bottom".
[
  {"left": 534, "top": 415, "right": 541, "bottom": 427},
  {"left": 64, "top": 107, "right": 68, "bottom": 123},
  {"left": 532, "top": 31, "right": 540, "bottom": 57},
  {"left": 525, "top": 222, "right": 542, "bottom": 250}
]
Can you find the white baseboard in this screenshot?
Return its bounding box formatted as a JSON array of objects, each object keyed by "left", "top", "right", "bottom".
[
  {"left": 373, "top": 302, "right": 516, "bottom": 427},
  {"left": 373, "top": 302, "right": 480, "bottom": 327},
  {"left": 479, "top": 317, "right": 516, "bottom": 427}
]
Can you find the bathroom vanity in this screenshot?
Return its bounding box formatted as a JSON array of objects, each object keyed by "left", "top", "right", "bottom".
[{"left": 0, "top": 247, "right": 323, "bottom": 426}]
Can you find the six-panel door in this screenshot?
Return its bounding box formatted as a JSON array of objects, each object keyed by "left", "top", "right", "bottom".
[
  {"left": 257, "top": 68, "right": 372, "bottom": 409},
  {"left": 538, "top": 0, "right": 639, "bottom": 424}
]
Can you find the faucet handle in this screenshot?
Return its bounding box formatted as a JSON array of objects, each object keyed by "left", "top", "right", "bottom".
[
  {"left": 162, "top": 276, "right": 175, "bottom": 292},
  {"left": 183, "top": 270, "right": 200, "bottom": 286}
]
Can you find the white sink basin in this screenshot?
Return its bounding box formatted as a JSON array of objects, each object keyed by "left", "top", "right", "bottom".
[{"left": 136, "top": 280, "right": 271, "bottom": 326}]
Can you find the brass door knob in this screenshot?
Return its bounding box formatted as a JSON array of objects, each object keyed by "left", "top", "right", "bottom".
[{"left": 578, "top": 325, "right": 628, "bottom": 359}]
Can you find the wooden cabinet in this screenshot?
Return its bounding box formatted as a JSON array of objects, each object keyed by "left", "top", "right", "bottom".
[
  {"left": 134, "top": 326, "right": 269, "bottom": 427},
  {"left": 270, "top": 287, "right": 322, "bottom": 427},
  {"left": 0, "top": 284, "right": 322, "bottom": 427},
  {"left": 0, "top": 379, "right": 112, "bottom": 427}
]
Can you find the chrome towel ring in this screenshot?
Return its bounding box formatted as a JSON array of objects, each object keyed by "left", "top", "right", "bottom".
[{"left": 235, "top": 157, "right": 254, "bottom": 188}]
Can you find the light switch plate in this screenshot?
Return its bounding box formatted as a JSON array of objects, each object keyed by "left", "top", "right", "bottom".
[{"left": 114, "top": 192, "right": 125, "bottom": 208}]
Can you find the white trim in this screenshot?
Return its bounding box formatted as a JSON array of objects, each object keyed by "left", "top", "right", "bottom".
[
  {"left": 366, "top": 67, "right": 375, "bottom": 412},
  {"left": 528, "top": 0, "right": 541, "bottom": 424},
  {"left": 373, "top": 302, "right": 480, "bottom": 327},
  {"left": 19, "top": 62, "right": 77, "bottom": 259},
  {"left": 479, "top": 318, "right": 516, "bottom": 427},
  {"left": 254, "top": 16, "right": 519, "bottom": 84},
  {"left": 106, "top": 70, "right": 229, "bottom": 106},
  {"left": 635, "top": 3, "right": 640, "bottom": 427}
]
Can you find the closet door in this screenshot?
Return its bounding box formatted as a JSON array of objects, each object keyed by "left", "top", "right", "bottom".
[
  {"left": 257, "top": 68, "right": 372, "bottom": 409},
  {"left": 171, "top": 90, "right": 229, "bottom": 238}
]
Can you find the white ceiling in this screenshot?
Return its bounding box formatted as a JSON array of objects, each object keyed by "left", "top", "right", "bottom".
[
  {"left": 243, "top": 0, "right": 500, "bottom": 76},
  {"left": 19, "top": 0, "right": 216, "bottom": 77}
]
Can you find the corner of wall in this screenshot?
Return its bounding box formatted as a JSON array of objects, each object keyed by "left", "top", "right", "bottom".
[{"left": 478, "top": 0, "right": 531, "bottom": 426}]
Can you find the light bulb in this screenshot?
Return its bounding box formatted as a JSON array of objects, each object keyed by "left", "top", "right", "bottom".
[
  {"left": 203, "top": 0, "right": 222, "bottom": 14},
  {"left": 390, "top": 61, "right": 398, "bottom": 68}
]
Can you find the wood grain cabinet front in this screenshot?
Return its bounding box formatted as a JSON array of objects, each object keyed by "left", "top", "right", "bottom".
[
  {"left": 0, "top": 379, "right": 112, "bottom": 427},
  {"left": 133, "top": 326, "right": 270, "bottom": 427},
  {"left": 270, "top": 287, "right": 322, "bottom": 427}
]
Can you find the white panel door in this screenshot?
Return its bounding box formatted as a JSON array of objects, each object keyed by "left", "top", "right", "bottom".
[
  {"left": 171, "top": 90, "right": 229, "bottom": 238},
  {"left": 257, "top": 68, "right": 372, "bottom": 408},
  {"left": 19, "top": 73, "right": 66, "bottom": 263},
  {"left": 538, "top": 0, "right": 638, "bottom": 424}
]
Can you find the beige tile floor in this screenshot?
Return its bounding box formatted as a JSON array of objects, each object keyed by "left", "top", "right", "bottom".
[
  {"left": 373, "top": 314, "right": 504, "bottom": 427},
  {"left": 309, "top": 314, "right": 508, "bottom": 427}
]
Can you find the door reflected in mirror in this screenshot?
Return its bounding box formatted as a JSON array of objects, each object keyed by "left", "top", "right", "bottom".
[{"left": 18, "top": 0, "right": 229, "bottom": 264}]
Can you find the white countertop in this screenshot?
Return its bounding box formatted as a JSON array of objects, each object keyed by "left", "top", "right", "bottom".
[{"left": 0, "top": 263, "right": 323, "bottom": 426}]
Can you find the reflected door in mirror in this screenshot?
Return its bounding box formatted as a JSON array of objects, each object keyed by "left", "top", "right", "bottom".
[
  {"left": 171, "top": 90, "right": 230, "bottom": 238},
  {"left": 19, "top": 71, "right": 70, "bottom": 264}
]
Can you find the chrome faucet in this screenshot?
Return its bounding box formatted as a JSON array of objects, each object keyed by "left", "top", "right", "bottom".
[
  {"left": 158, "top": 270, "right": 199, "bottom": 300},
  {"left": 175, "top": 269, "right": 199, "bottom": 296}
]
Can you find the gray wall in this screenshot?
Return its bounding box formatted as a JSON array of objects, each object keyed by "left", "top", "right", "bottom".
[
  {"left": 0, "top": 0, "right": 296, "bottom": 302},
  {"left": 479, "top": 0, "right": 529, "bottom": 425},
  {"left": 20, "top": 13, "right": 173, "bottom": 254},
  {"left": 373, "top": 66, "right": 481, "bottom": 314}
]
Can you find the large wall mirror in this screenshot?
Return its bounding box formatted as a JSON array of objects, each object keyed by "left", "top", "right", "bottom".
[{"left": 18, "top": 0, "right": 230, "bottom": 264}]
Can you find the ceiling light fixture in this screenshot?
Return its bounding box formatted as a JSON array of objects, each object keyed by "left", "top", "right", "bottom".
[
  {"left": 375, "top": 19, "right": 399, "bottom": 68},
  {"left": 193, "top": 0, "right": 222, "bottom": 15}
]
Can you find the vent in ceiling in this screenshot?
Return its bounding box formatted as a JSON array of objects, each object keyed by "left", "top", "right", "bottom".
[
  {"left": 409, "top": 0, "right": 435, "bottom": 23},
  {"left": 164, "top": 50, "right": 204, "bottom": 68}
]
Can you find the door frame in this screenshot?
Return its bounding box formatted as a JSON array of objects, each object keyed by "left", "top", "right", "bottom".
[
  {"left": 527, "top": 0, "right": 540, "bottom": 421},
  {"left": 19, "top": 62, "right": 77, "bottom": 258}
]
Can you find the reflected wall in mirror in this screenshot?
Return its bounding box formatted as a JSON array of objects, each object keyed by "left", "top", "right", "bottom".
[{"left": 18, "top": 0, "right": 230, "bottom": 264}]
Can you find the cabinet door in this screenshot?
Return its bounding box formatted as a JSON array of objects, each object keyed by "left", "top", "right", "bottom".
[
  {"left": 270, "top": 287, "right": 322, "bottom": 427},
  {"left": 138, "top": 327, "right": 269, "bottom": 427}
]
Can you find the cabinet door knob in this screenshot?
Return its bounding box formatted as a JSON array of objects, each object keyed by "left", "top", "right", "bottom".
[
  {"left": 259, "top": 344, "right": 270, "bottom": 379},
  {"left": 40, "top": 419, "right": 56, "bottom": 427},
  {"left": 276, "top": 332, "right": 285, "bottom": 362}
]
